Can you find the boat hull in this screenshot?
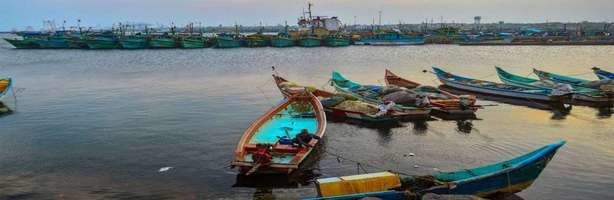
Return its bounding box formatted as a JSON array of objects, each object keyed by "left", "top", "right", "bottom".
[
  {"left": 119, "top": 38, "right": 148, "bottom": 49},
  {"left": 149, "top": 38, "right": 178, "bottom": 48},
  {"left": 246, "top": 38, "right": 268, "bottom": 47},
  {"left": 271, "top": 37, "right": 295, "bottom": 47},
  {"left": 385, "top": 69, "right": 479, "bottom": 115},
  {"left": 180, "top": 38, "right": 206, "bottom": 48},
  {"left": 425, "top": 141, "right": 565, "bottom": 198},
  {"left": 299, "top": 37, "right": 322, "bottom": 47},
  {"left": 354, "top": 38, "right": 425, "bottom": 46},
  {"left": 216, "top": 38, "right": 244, "bottom": 48},
  {"left": 324, "top": 38, "right": 351, "bottom": 47},
  {"left": 85, "top": 38, "right": 119, "bottom": 49},
  {"left": 36, "top": 38, "right": 70, "bottom": 49},
  {"left": 4, "top": 38, "right": 40, "bottom": 49},
  {"left": 67, "top": 38, "right": 88, "bottom": 49},
  {"left": 497, "top": 67, "right": 612, "bottom": 103}
]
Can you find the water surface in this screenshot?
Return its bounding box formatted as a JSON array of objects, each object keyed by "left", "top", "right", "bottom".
[{"left": 0, "top": 41, "right": 613, "bottom": 199}]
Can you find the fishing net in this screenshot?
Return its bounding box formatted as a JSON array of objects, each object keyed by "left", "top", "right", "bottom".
[
  {"left": 334, "top": 100, "right": 378, "bottom": 115},
  {"left": 290, "top": 100, "right": 314, "bottom": 114},
  {"left": 379, "top": 85, "right": 404, "bottom": 95},
  {"left": 600, "top": 84, "right": 614, "bottom": 93},
  {"left": 279, "top": 81, "right": 306, "bottom": 94},
  {"left": 383, "top": 91, "right": 417, "bottom": 104},
  {"left": 321, "top": 95, "right": 346, "bottom": 107}
]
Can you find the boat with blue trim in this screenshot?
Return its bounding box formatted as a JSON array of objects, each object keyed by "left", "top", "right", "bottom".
[
  {"left": 433, "top": 67, "right": 572, "bottom": 102},
  {"left": 496, "top": 67, "right": 612, "bottom": 103},
  {"left": 592, "top": 67, "right": 614, "bottom": 80},
  {"left": 304, "top": 141, "right": 566, "bottom": 199},
  {"left": 231, "top": 91, "right": 326, "bottom": 174}
]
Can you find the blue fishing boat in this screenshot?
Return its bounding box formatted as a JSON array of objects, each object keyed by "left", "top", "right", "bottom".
[
  {"left": 496, "top": 67, "right": 612, "bottom": 103},
  {"left": 354, "top": 30, "right": 425, "bottom": 46},
  {"left": 331, "top": 71, "right": 431, "bottom": 119},
  {"left": 532, "top": 68, "right": 612, "bottom": 90},
  {"left": 231, "top": 92, "right": 326, "bottom": 175},
  {"left": 305, "top": 141, "right": 566, "bottom": 199},
  {"left": 433, "top": 67, "right": 572, "bottom": 102},
  {"left": 592, "top": 67, "right": 614, "bottom": 80}
]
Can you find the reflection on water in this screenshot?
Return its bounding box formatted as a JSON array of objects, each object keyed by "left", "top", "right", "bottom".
[{"left": 0, "top": 40, "right": 613, "bottom": 199}]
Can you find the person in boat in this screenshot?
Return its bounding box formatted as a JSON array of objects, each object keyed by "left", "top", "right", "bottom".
[
  {"left": 252, "top": 144, "right": 273, "bottom": 166},
  {"left": 375, "top": 101, "right": 396, "bottom": 117},
  {"left": 292, "top": 129, "right": 320, "bottom": 148}
]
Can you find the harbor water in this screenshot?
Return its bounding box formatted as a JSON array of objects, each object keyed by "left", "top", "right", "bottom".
[{"left": 0, "top": 39, "right": 613, "bottom": 199}]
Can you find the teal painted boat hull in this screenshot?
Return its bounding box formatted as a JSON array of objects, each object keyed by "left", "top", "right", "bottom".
[
  {"left": 119, "top": 37, "right": 148, "bottom": 49},
  {"left": 216, "top": 38, "right": 244, "bottom": 48},
  {"left": 324, "top": 37, "right": 351, "bottom": 47},
  {"left": 4, "top": 38, "right": 40, "bottom": 49},
  {"left": 533, "top": 68, "right": 598, "bottom": 89},
  {"left": 271, "top": 37, "right": 295, "bottom": 47},
  {"left": 149, "top": 38, "right": 178, "bottom": 48},
  {"left": 299, "top": 37, "right": 322, "bottom": 47},
  {"left": 67, "top": 38, "right": 88, "bottom": 49},
  {"left": 180, "top": 38, "right": 206, "bottom": 48},
  {"left": 36, "top": 37, "right": 70, "bottom": 49},
  {"left": 85, "top": 38, "right": 119, "bottom": 49},
  {"left": 421, "top": 141, "right": 565, "bottom": 197}
]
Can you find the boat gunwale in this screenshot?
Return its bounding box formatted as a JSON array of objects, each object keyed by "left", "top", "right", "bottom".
[{"left": 433, "top": 141, "right": 565, "bottom": 185}]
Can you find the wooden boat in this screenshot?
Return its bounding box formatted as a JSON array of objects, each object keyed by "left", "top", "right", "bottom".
[
  {"left": 231, "top": 92, "right": 326, "bottom": 174},
  {"left": 305, "top": 141, "right": 566, "bottom": 200},
  {"left": 496, "top": 67, "right": 613, "bottom": 103},
  {"left": 273, "top": 74, "right": 417, "bottom": 122},
  {"left": 330, "top": 71, "right": 431, "bottom": 119},
  {"left": 433, "top": 67, "right": 572, "bottom": 102},
  {"left": 592, "top": 67, "right": 614, "bottom": 80},
  {"left": 533, "top": 68, "right": 605, "bottom": 89},
  {"left": 384, "top": 69, "right": 480, "bottom": 115},
  {"left": 0, "top": 78, "right": 12, "bottom": 100}
]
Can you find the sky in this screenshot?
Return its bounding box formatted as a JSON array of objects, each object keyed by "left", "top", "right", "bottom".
[{"left": 2, "top": 0, "right": 614, "bottom": 31}]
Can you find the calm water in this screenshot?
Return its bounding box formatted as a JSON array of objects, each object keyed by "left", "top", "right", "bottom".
[{"left": 0, "top": 40, "right": 613, "bottom": 200}]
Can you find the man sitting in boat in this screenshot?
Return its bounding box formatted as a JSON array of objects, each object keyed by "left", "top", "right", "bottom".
[
  {"left": 252, "top": 144, "right": 273, "bottom": 166},
  {"left": 292, "top": 129, "right": 320, "bottom": 148},
  {"left": 375, "top": 101, "right": 396, "bottom": 117}
]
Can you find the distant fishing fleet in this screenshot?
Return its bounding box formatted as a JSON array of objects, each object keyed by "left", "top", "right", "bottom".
[
  {"left": 228, "top": 65, "right": 612, "bottom": 199},
  {"left": 2, "top": 4, "right": 427, "bottom": 50}
]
